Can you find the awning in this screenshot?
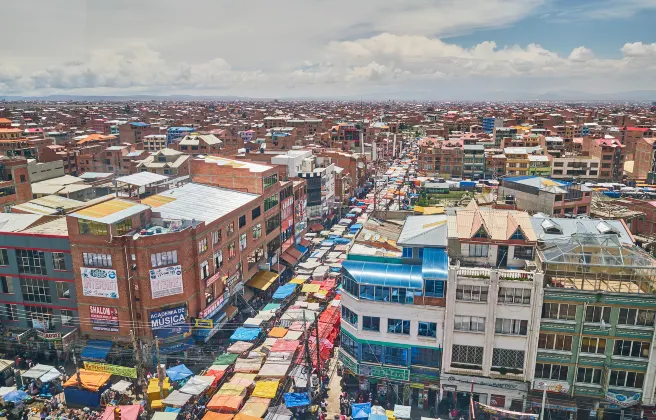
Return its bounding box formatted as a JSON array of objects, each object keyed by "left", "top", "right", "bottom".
[
  {"left": 247, "top": 270, "right": 279, "bottom": 291},
  {"left": 281, "top": 253, "right": 298, "bottom": 266},
  {"left": 287, "top": 247, "right": 302, "bottom": 259},
  {"left": 309, "top": 224, "right": 324, "bottom": 232},
  {"left": 295, "top": 244, "right": 308, "bottom": 255},
  {"left": 529, "top": 396, "right": 577, "bottom": 412},
  {"left": 342, "top": 260, "right": 423, "bottom": 289},
  {"left": 299, "top": 239, "right": 311, "bottom": 247},
  {"left": 225, "top": 305, "right": 238, "bottom": 320},
  {"left": 421, "top": 248, "right": 448, "bottom": 281},
  {"left": 80, "top": 340, "right": 113, "bottom": 362}
]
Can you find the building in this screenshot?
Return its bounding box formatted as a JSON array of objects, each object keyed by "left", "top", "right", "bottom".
[
  {"left": 551, "top": 156, "right": 600, "bottom": 180},
  {"left": 504, "top": 148, "right": 532, "bottom": 177},
  {"left": 482, "top": 117, "right": 503, "bottom": 135},
  {"left": 631, "top": 138, "right": 656, "bottom": 182},
  {"left": 118, "top": 122, "right": 156, "bottom": 144},
  {"left": 298, "top": 164, "right": 336, "bottom": 225},
  {"left": 27, "top": 159, "right": 65, "bottom": 183},
  {"left": 166, "top": 127, "right": 195, "bottom": 145},
  {"left": 135, "top": 149, "right": 190, "bottom": 177},
  {"left": 531, "top": 215, "right": 656, "bottom": 418},
  {"left": 528, "top": 155, "right": 551, "bottom": 177},
  {"left": 494, "top": 127, "right": 517, "bottom": 147},
  {"left": 0, "top": 215, "right": 78, "bottom": 349},
  {"left": 177, "top": 133, "right": 223, "bottom": 155},
  {"left": 0, "top": 157, "right": 33, "bottom": 212},
  {"left": 463, "top": 144, "right": 485, "bottom": 180},
  {"left": 582, "top": 136, "right": 625, "bottom": 181},
  {"left": 499, "top": 176, "right": 592, "bottom": 216},
  {"left": 339, "top": 215, "right": 449, "bottom": 409},
  {"left": 143, "top": 135, "right": 168, "bottom": 152}
]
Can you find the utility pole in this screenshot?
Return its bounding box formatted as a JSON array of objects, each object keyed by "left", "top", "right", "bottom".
[
  {"left": 314, "top": 317, "right": 322, "bottom": 382},
  {"left": 72, "top": 343, "right": 82, "bottom": 387},
  {"left": 539, "top": 387, "right": 547, "bottom": 420},
  {"left": 131, "top": 330, "right": 145, "bottom": 402},
  {"left": 302, "top": 311, "right": 313, "bottom": 400},
  {"left": 155, "top": 339, "right": 164, "bottom": 399}
]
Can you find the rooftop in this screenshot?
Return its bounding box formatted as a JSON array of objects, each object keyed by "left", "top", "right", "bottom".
[
  {"left": 397, "top": 215, "right": 448, "bottom": 247},
  {"left": 70, "top": 199, "right": 149, "bottom": 224},
  {"left": 198, "top": 156, "right": 272, "bottom": 173},
  {"left": 448, "top": 201, "right": 537, "bottom": 242}
]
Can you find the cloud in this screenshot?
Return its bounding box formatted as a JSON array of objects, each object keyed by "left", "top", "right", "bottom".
[{"left": 568, "top": 46, "right": 595, "bottom": 62}]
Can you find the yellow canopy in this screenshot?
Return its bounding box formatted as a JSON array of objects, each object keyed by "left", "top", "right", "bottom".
[
  {"left": 247, "top": 270, "right": 279, "bottom": 291},
  {"left": 289, "top": 277, "right": 305, "bottom": 284},
  {"left": 252, "top": 380, "right": 280, "bottom": 399},
  {"left": 301, "top": 284, "right": 321, "bottom": 293}
]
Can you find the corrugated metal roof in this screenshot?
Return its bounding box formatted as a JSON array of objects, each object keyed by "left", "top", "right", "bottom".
[
  {"left": 70, "top": 199, "right": 149, "bottom": 224},
  {"left": 342, "top": 260, "right": 423, "bottom": 289},
  {"left": 397, "top": 215, "right": 448, "bottom": 246},
  {"left": 116, "top": 172, "right": 169, "bottom": 187}
]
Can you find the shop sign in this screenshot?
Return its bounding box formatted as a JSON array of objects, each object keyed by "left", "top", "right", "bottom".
[
  {"left": 442, "top": 374, "right": 528, "bottom": 392},
  {"left": 150, "top": 306, "right": 188, "bottom": 339},
  {"left": 90, "top": 306, "right": 119, "bottom": 332},
  {"left": 206, "top": 271, "right": 224, "bottom": 288},
  {"left": 149, "top": 265, "right": 184, "bottom": 299},
  {"left": 81, "top": 267, "right": 119, "bottom": 298},
  {"left": 360, "top": 364, "right": 410, "bottom": 381},
  {"left": 193, "top": 319, "right": 213, "bottom": 329},
  {"left": 227, "top": 270, "right": 242, "bottom": 288},
  {"left": 83, "top": 361, "right": 137, "bottom": 379},
  {"left": 533, "top": 380, "right": 570, "bottom": 394},
  {"left": 338, "top": 350, "right": 358, "bottom": 374},
  {"left": 199, "top": 291, "right": 230, "bottom": 319},
  {"left": 203, "top": 313, "right": 228, "bottom": 343},
  {"left": 605, "top": 391, "right": 642, "bottom": 407},
  {"left": 36, "top": 331, "right": 61, "bottom": 341}
]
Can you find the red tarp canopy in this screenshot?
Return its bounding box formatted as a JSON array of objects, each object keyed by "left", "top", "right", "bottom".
[
  {"left": 309, "top": 224, "right": 324, "bottom": 232},
  {"left": 300, "top": 239, "right": 311, "bottom": 247},
  {"left": 271, "top": 339, "right": 300, "bottom": 353},
  {"left": 313, "top": 322, "right": 337, "bottom": 342},
  {"left": 281, "top": 253, "right": 298, "bottom": 266},
  {"left": 101, "top": 405, "right": 142, "bottom": 420}
]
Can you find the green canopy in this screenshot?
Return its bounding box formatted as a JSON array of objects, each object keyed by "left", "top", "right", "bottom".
[{"left": 214, "top": 353, "right": 239, "bottom": 365}]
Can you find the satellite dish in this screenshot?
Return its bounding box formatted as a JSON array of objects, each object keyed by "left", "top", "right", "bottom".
[{"left": 132, "top": 233, "right": 140, "bottom": 241}]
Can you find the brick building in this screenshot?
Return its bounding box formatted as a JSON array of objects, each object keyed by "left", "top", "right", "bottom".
[{"left": 0, "top": 157, "right": 33, "bottom": 212}]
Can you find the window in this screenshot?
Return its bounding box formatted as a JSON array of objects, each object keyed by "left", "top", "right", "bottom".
[
  {"left": 609, "top": 370, "right": 645, "bottom": 389},
  {"left": 538, "top": 333, "right": 573, "bottom": 351},
  {"left": 200, "top": 261, "right": 210, "bottom": 280},
  {"left": 614, "top": 340, "right": 650, "bottom": 358},
  {"left": 580, "top": 337, "right": 607, "bottom": 354},
  {"left": 472, "top": 227, "right": 488, "bottom": 239},
  {"left": 60, "top": 309, "right": 74, "bottom": 327},
  {"left": 214, "top": 251, "right": 223, "bottom": 270},
  {"left": 252, "top": 223, "right": 262, "bottom": 240},
  {"left": 418, "top": 322, "right": 437, "bottom": 338},
  {"left": 411, "top": 347, "right": 441, "bottom": 368},
  {"left": 384, "top": 347, "right": 408, "bottom": 366},
  {"left": 359, "top": 285, "right": 374, "bottom": 300},
  {"left": 17, "top": 250, "right": 47, "bottom": 275},
  {"left": 78, "top": 219, "right": 108, "bottom": 235},
  {"left": 585, "top": 306, "right": 611, "bottom": 323},
  {"left": 388, "top": 319, "right": 411, "bottom": 335},
  {"left": 534, "top": 363, "right": 568, "bottom": 381},
  {"left": 21, "top": 278, "right": 51, "bottom": 303},
  {"left": 4, "top": 304, "right": 17, "bottom": 321},
  {"left": 402, "top": 248, "right": 413, "bottom": 258},
  {"left": 264, "top": 195, "right": 279, "bottom": 212},
  {"left": 514, "top": 246, "right": 534, "bottom": 260},
  {"left": 496, "top": 319, "right": 528, "bottom": 335},
  {"left": 509, "top": 229, "right": 525, "bottom": 240},
  {"left": 618, "top": 308, "right": 655, "bottom": 326},
  {"left": 498, "top": 287, "right": 531, "bottom": 304},
  {"left": 0, "top": 276, "right": 13, "bottom": 294},
  {"left": 542, "top": 303, "right": 577, "bottom": 320},
  {"left": 456, "top": 285, "right": 488, "bottom": 302},
  {"left": 227, "top": 222, "right": 235, "bottom": 236},
  {"left": 452, "top": 345, "right": 484, "bottom": 368},
  {"left": 252, "top": 206, "right": 261, "bottom": 220},
  {"left": 362, "top": 344, "right": 382, "bottom": 363},
  {"left": 576, "top": 367, "right": 602, "bottom": 384},
  {"left": 116, "top": 218, "right": 133, "bottom": 235},
  {"left": 212, "top": 230, "right": 222, "bottom": 245},
  {"left": 238, "top": 215, "right": 247, "bottom": 229},
  {"left": 25, "top": 305, "right": 55, "bottom": 330},
  {"left": 263, "top": 174, "right": 278, "bottom": 189},
  {"left": 151, "top": 251, "right": 178, "bottom": 268},
  {"left": 362, "top": 316, "right": 380, "bottom": 332},
  {"left": 425, "top": 280, "right": 444, "bottom": 298},
  {"left": 52, "top": 252, "right": 67, "bottom": 271},
  {"left": 56, "top": 282, "right": 71, "bottom": 299},
  {"left": 0, "top": 249, "right": 7, "bottom": 266},
  {"left": 83, "top": 253, "right": 112, "bottom": 268},
  {"left": 342, "top": 306, "right": 358, "bottom": 327},
  {"left": 228, "top": 242, "right": 236, "bottom": 259},
  {"left": 455, "top": 315, "right": 485, "bottom": 332},
  {"left": 198, "top": 238, "right": 208, "bottom": 254},
  {"left": 239, "top": 233, "right": 247, "bottom": 251},
  {"left": 492, "top": 349, "right": 525, "bottom": 370},
  {"left": 266, "top": 214, "right": 281, "bottom": 234},
  {"left": 470, "top": 244, "right": 489, "bottom": 257},
  {"left": 340, "top": 332, "right": 359, "bottom": 358}
]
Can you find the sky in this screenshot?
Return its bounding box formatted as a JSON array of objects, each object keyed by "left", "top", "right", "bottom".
[{"left": 1, "top": 0, "right": 656, "bottom": 99}]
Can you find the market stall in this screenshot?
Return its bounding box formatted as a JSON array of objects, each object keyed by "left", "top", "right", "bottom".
[{"left": 63, "top": 370, "right": 112, "bottom": 408}]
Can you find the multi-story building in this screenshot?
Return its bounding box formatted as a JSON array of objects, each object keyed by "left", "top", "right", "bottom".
[
  {"left": 176, "top": 133, "right": 223, "bottom": 155},
  {"left": 330, "top": 123, "right": 361, "bottom": 152},
  {"left": 498, "top": 176, "right": 592, "bottom": 216},
  {"left": 143, "top": 134, "right": 168, "bottom": 152},
  {"left": 339, "top": 215, "right": 449, "bottom": 409},
  {"left": 494, "top": 127, "right": 517, "bottom": 147},
  {"left": 504, "top": 148, "right": 531, "bottom": 177},
  {"left": 582, "top": 136, "right": 625, "bottom": 181},
  {"left": 531, "top": 215, "right": 656, "bottom": 419},
  {"left": 298, "top": 163, "right": 336, "bottom": 225},
  {"left": 463, "top": 144, "right": 485, "bottom": 180},
  {"left": 482, "top": 117, "right": 503, "bottom": 135},
  {"left": 0, "top": 215, "right": 78, "bottom": 349},
  {"left": 551, "top": 156, "right": 600, "bottom": 180},
  {"left": 166, "top": 127, "right": 195, "bottom": 145},
  {"left": 135, "top": 149, "right": 190, "bottom": 177},
  {"left": 118, "top": 122, "right": 157, "bottom": 144},
  {"left": 442, "top": 204, "right": 543, "bottom": 411},
  {"left": 0, "top": 157, "right": 33, "bottom": 212},
  {"left": 528, "top": 155, "right": 552, "bottom": 177}
]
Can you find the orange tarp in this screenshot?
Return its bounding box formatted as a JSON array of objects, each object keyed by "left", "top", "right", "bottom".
[
  {"left": 203, "top": 413, "right": 234, "bottom": 420},
  {"left": 207, "top": 393, "right": 245, "bottom": 413},
  {"left": 268, "top": 327, "right": 288, "bottom": 338},
  {"left": 63, "top": 369, "right": 111, "bottom": 391},
  {"left": 234, "top": 414, "right": 262, "bottom": 420}
]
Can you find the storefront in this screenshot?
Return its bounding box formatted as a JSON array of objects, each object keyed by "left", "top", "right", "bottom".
[
  {"left": 193, "top": 290, "right": 232, "bottom": 343},
  {"left": 441, "top": 374, "right": 527, "bottom": 412}
]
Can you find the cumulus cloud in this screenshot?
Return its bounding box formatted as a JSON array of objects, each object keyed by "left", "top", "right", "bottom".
[{"left": 568, "top": 46, "right": 595, "bottom": 62}]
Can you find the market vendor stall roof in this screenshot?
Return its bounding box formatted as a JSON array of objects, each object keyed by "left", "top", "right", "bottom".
[
  {"left": 247, "top": 270, "right": 279, "bottom": 290},
  {"left": 162, "top": 390, "right": 192, "bottom": 407},
  {"left": 100, "top": 404, "right": 142, "bottom": 420},
  {"left": 166, "top": 364, "right": 193, "bottom": 382},
  {"left": 111, "top": 380, "right": 133, "bottom": 392},
  {"left": 80, "top": 340, "right": 113, "bottom": 362},
  {"left": 252, "top": 380, "right": 279, "bottom": 399},
  {"left": 64, "top": 369, "right": 112, "bottom": 391},
  {"left": 179, "top": 376, "right": 214, "bottom": 396},
  {"left": 22, "top": 364, "right": 62, "bottom": 382}
]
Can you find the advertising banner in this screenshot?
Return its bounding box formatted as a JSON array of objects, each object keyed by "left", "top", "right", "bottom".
[
  {"left": 150, "top": 306, "right": 188, "bottom": 339},
  {"left": 81, "top": 267, "right": 119, "bottom": 298},
  {"left": 149, "top": 265, "right": 184, "bottom": 299},
  {"left": 90, "top": 306, "right": 120, "bottom": 332},
  {"left": 83, "top": 361, "right": 137, "bottom": 379}
]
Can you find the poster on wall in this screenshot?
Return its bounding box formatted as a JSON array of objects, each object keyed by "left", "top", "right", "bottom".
[
  {"left": 89, "top": 306, "right": 120, "bottom": 332},
  {"left": 149, "top": 265, "right": 183, "bottom": 299},
  {"left": 81, "top": 268, "right": 119, "bottom": 298},
  {"left": 150, "top": 306, "right": 188, "bottom": 339}
]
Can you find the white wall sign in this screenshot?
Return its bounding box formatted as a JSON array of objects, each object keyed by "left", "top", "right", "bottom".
[
  {"left": 149, "top": 265, "right": 184, "bottom": 299},
  {"left": 81, "top": 267, "right": 119, "bottom": 298}
]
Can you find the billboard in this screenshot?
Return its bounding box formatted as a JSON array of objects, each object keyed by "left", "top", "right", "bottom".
[
  {"left": 89, "top": 306, "right": 120, "bottom": 332},
  {"left": 149, "top": 265, "right": 184, "bottom": 299},
  {"left": 81, "top": 268, "right": 119, "bottom": 298},
  {"left": 150, "top": 306, "right": 188, "bottom": 339}
]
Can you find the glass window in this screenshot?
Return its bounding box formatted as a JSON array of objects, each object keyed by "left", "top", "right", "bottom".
[
  {"left": 150, "top": 251, "right": 178, "bottom": 268},
  {"left": 362, "top": 316, "right": 380, "bottom": 331},
  {"left": 538, "top": 333, "right": 573, "bottom": 351},
  {"left": 388, "top": 319, "right": 410, "bottom": 335},
  {"left": 542, "top": 303, "right": 577, "bottom": 320},
  {"left": 534, "top": 363, "right": 568, "bottom": 381},
  {"left": 614, "top": 340, "right": 650, "bottom": 358},
  {"left": 60, "top": 309, "right": 75, "bottom": 327},
  {"left": 4, "top": 304, "right": 17, "bottom": 321},
  {"left": 251, "top": 206, "right": 261, "bottom": 220},
  {"left": 212, "top": 229, "right": 222, "bottom": 245},
  {"left": 492, "top": 349, "right": 525, "bottom": 370},
  {"left": 0, "top": 276, "right": 13, "bottom": 294},
  {"left": 609, "top": 370, "right": 645, "bottom": 389},
  {"left": 56, "top": 282, "right": 71, "bottom": 299},
  {"left": 78, "top": 219, "right": 108, "bottom": 235},
  {"left": 198, "top": 238, "right": 208, "bottom": 254},
  {"left": 342, "top": 306, "right": 358, "bottom": 327},
  {"left": 580, "top": 337, "right": 606, "bottom": 354},
  {"left": 263, "top": 174, "right": 278, "bottom": 190},
  {"left": 340, "top": 332, "right": 359, "bottom": 358},
  {"left": 402, "top": 248, "right": 413, "bottom": 258},
  {"left": 425, "top": 280, "right": 444, "bottom": 298},
  {"left": 252, "top": 223, "right": 262, "bottom": 240},
  {"left": 52, "top": 252, "right": 67, "bottom": 271},
  {"left": 618, "top": 308, "right": 655, "bottom": 326},
  {"left": 498, "top": 287, "right": 531, "bottom": 304},
  {"left": 227, "top": 222, "right": 235, "bottom": 236},
  {"left": 384, "top": 347, "right": 408, "bottom": 366},
  {"left": 83, "top": 253, "right": 112, "bottom": 268},
  {"left": 0, "top": 249, "right": 8, "bottom": 266},
  {"left": 411, "top": 347, "right": 441, "bottom": 368},
  {"left": 585, "top": 306, "right": 611, "bottom": 323},
  {"left": 228, "top": 242, "right": 236, "bottom": 259},
  {"left": 418, "top": 322, "right": 437, "bottom": 338},
  {"left": 375, "top": 286, "right": 390, "bottom": 302},
  {"left": 239, "top": 215, "right": 247, "bottom": 228},
  {"left": 264, "top": 195, "right": 279, "bottom": 212},
  {"left": 266, "top": 214, "right": 281, "bottom": 234},
  {"left": 17, "top": 250, "right": 47, "bottom": 275},
  {"left": 576, "top": 367, "right": 602, "bottom": 384},
  {"left": 495, "top": 319, "right": 528, "bottom": 335},
  {"left": 454, "top": 315, "right": 486, "bottom": 332},
  {"left": 456, "top": 285, "right": 488, "bottom": 302},
  {"left": 239, "top": 233, "right": 247, "bottom": 251},
  {"left": 359, "top": 285, "right": 375, "bottom": 301},
  {"left": 214, "top": 251, "right": 223, "bottom": 269},
  {"left": 514, "top": 246, "right": 534, "bottom": 259},
  {"left": 451, "top": 345, "right": 484, "bottom": 368},
  {"left": 116, "top": 218, "right": 132, "bottom": 235},
  {"left": 200, "top": 261, "right": 209, "bottom": 280},
  {"left": 25, "top": 305, "right": 55, "bottom": 330},
  {"left": 362, "top": 344, "right": 382, "bottom": 363},
  {"left": 470, "top": 244, "right": 489, "bottom": 257}
]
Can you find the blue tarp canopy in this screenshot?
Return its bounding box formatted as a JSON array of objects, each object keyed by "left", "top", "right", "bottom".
[
  {"left": 4, "top": 390, "right": 28, "bottom": 403},
  {"left": 284, "top": 392, "right": 311, "bottom": 408},
  {"left": 320, "top": 241, "right": 335, "bottom": 247},
  {"left": 334, "top": 238, "right": 351, "bottom": 245},
  {"left": 421, "top": 248, "right": 448, "bottom": 281},
  {"left": 342, "top": 260, "right": 423, "bottom": 289},
  {"left": 165, "top": 407, "right": 182, "bottom": 413},
  {"left": 230, "top": 327, "right": 261, "bottom": 342},
  {"left": 352, "top": 402, "right": 372, "bottom": 419},
  {"left": 345, "top": 213, "right": 356, "bottom": 218},
  {"left": 263, "top": 303, "right": 281, "bottom": 311},
  {"left": 80, "top": 340, "right": 113, "bottom": 362},
  {"left": 295, "top": 244, "right": 308, "bottom": 255},
  {"left": 350, "top": 224, "right": 363, "bottom": 233},
  {"left": 166, "top": 364, "right": 193, "bottom": 382},
  {"left": 273, "top": 284, "right": 297, "bottom": 300},
  {"left": 159, "top": 337, "right": 195, "bottom": 355}
]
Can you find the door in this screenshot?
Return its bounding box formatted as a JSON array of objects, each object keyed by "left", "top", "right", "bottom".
[{"left": 497, "top": 245, "right": 509, "bottom": 267}]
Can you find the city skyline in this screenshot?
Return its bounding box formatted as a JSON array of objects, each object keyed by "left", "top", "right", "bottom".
[{"left": 1, "top": 0, "right": 656, "bottom": 99}]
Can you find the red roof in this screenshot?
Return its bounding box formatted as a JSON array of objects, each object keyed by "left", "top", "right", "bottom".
[{"left": 626, "top": 127, "right": 649, "bottom": 132}]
